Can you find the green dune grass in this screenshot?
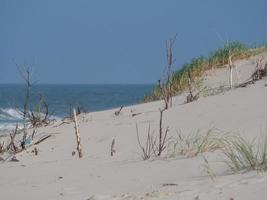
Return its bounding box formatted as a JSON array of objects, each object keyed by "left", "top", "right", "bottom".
[{"left": 145, "top": 41, "right": 267, "bottom": 102}]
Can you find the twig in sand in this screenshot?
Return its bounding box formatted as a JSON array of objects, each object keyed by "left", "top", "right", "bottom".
[
  {"left": 34, "top": 135, "right": 51, "bottom": 145},
  {"left": 229, "top": 54, "right": 234, "bottom": 88},
  {"left": 111, "top": 138, "right": 115, "bottom": 156},
  {"left": 73, "top": 109, "right": 83, "bottom": 158},
  {"left": 33, "top": 147, "right": 38, "bottom": 155},
  {"left": 156, "top": 108, "right": 169, "bottom": 156},
  {"left": 7, "top": 124, "right": 19, "bottom": 153},
  {"left": 115, "top": 106, "right": 124, "bottom": 116},
  {"left": 132, "top": 113, "right": 142, "bottom": 117}
]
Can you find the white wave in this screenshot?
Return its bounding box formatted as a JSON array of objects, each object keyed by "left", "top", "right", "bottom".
[
  {"left": 0, "top": 108, "right": 23, "bottom": 120},
  {"left": 0, "top": 108, "right": 60, "bottom": 121},
  {"left": 0, "top": 122, "right": 24, "bottom": 135}
]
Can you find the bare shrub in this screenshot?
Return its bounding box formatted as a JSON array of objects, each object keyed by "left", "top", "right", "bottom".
[
  {"left": 7, "top": 124, "right": 20, "bottom": 153},
  {"left": 136, "top": 108, "right": 169, "bottom": 160},
  {"left": 155, "top": 108, "right": 169, "bottom": 156},
  {"left": 28, "top": 94, "right": 54, "bottom": 127},
  {"left": 136, "top": 124, "right": 154, "bottom": 160},
  {"left": 17, "top": 67, "right": 54, "bottom": 148},
  {"left": 159, "top": 34, "right": 177, "bottom": 109}
]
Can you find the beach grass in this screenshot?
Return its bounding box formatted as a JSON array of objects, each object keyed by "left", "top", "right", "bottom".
[
  {"left": 145, "top": 42, "right": 267, "bottom": 102},
  {"left": 168, "top": 128, "right": 227, "bottom": 158},
  {"left": 221, "top": 133, "right": 267, "bottom": 173}
]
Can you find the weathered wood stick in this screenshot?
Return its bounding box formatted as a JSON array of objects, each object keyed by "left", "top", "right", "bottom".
[
  {"left": 229, "top": 55, "right": 233, "bottom": 88},
  {"left": 115, "top": 106, "right": 124, "bottom": 116},
  {"left": 73, "top": 109, "right": 83, "bottom": 158},
  {"left": 34, "top": 135, "right": 51, "bottom": 145},
  {"left": 111, "top": 138, "right": 115, "bottom": 156}
]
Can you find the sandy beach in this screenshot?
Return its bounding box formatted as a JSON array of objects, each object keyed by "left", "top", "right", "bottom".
[{"left": 1, "top": 52, "right": 267, "bottom": 200}]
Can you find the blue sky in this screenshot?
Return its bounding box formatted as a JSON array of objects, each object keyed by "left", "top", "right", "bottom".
[{"left": 0, "top": 0, "right": 266, "bottom": 84}]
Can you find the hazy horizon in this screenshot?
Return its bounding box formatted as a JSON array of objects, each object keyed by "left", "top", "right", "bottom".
[{"left": 1, "top": 0, "right": 267, "bottom": 84}]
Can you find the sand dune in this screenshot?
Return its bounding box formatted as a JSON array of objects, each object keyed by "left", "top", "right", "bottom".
[{"left": 0, "top": 52, "right": 267, "bottom": 200}]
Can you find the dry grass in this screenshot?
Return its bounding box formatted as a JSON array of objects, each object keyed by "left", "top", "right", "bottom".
[{"left": 168, "top": 128, "right": 227, "bottom": 158}]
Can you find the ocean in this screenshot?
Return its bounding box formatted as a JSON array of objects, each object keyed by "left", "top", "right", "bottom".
[{"left": 0, "top": 84, "right": 153, "bottom": 133}]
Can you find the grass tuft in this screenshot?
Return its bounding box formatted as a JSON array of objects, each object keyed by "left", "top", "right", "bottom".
[
  {"left": 168, "top": 128, "right": 227, "bottom": 158},
  {"left": 221, "top": 133, "right": 267, "bottom": 173}
]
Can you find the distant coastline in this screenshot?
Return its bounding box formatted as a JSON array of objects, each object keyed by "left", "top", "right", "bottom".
[{"left": 0, "top": 84, "right": 153, "bottom": 133}]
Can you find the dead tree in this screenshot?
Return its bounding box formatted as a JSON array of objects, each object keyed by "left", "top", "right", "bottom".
[
  {"left": 19, "top": 67, "right": 32, "bottom": 149},
  {"left": 73, "top": 108, "right": 83, "bottom": 158},
  {"left": 159, "top": 34, "right": 177, "bottom": 109},
  {"left": 136, "top": 124, "right": 154, "bottom": 160}
]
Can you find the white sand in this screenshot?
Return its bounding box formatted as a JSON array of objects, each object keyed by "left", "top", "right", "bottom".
[{"left": 0, "top": 52, "right": 267, "bottom": 200}]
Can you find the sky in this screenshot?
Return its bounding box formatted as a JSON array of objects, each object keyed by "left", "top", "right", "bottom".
[{"left": 0, "top": 0, "right": 266, "bottom": 84}]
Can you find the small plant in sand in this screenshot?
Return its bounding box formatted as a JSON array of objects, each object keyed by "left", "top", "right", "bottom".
[
  {"left": 136, "top": 108, "right": 169, "bottom": 160},
  {"left": 136, "top": 124, "right": 154, "bottom": 160},
  {"left": 221, "top": 133, "right": 267, "bottom": 173},
  {"left": 168, "top": 128, "right": 226, "bottom": 158}
]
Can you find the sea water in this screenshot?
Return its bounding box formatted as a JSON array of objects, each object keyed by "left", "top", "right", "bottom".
[{"left": 0, "top": 84, "right": 153, "bottom": 133}]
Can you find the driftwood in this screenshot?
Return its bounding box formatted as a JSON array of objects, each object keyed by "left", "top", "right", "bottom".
[
  {"left": 132, "top": 113, "right": 142, "bottom": 117},
  {"left": 115, "top": 106, "right": 124, "bottom": 116},
  {"left": 236, "top": 67, "right": 267, "bottom": 88},
  {"left": 73, "top": 109, "right": 83, "bottom": 158},
  {"left": 111, "top": 138, "right": 115, "bottom": 156},
  {"left": 34, "top": 135, "right": 51, "bottom": 145},
  {"left": 0, "top": 142, "right": 4, "bottom": 154},
  {"left": 186, "top": 70, "right": 199, "bottom": 103},
  {"left": 229, "top": 55, "right": 234, "bottom": 88},
  {"left": 33, "top": 147, "right": 38, "bottom": 155}
]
